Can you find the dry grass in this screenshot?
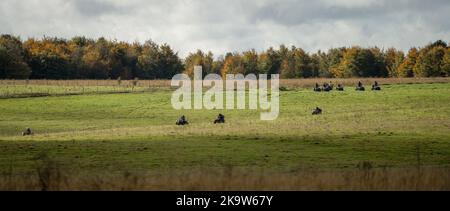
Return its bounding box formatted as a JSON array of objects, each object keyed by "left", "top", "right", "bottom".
[
  {"left": 1, "top": 77, "right": 448, "bottom": 98},
  {"left": 0, "top": 80, "right": 171, "bottom": 98},
  {"left": 0, "top": 79, "right": 171, "bottom": 88},
  {"left": 1, "top": 166, "right": 449, "bottom": 191},
  {"left": 1, "top": 152, "right": 449, "bottom": 191},
  {"left": 279, "top": 77, "right": 450, "bottom": 89},
  {"left": 1, "top": 77, "right": 449, "bottom": 88}
]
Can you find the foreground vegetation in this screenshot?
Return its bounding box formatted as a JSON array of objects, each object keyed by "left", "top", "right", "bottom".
[
  {"left": 0, "top": 80, "right": 449, "bottom": 190},
  {"left": 2, "top": 165, "right": 449, "bottom": 191}
]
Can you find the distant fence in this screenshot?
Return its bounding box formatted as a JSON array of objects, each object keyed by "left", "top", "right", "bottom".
[
  {"left": 0, "top": 77, "right": 448, "bottom": 98},
  {"left": 0, "top": 79, "right": 171, "bottom": 88}
]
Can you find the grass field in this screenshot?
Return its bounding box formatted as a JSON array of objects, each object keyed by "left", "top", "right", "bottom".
[
  {"left": 1, "top": 77, "right": 449, "bottom": 98},
  {"left": 0, "top": 79, "right": 450, "bottom": 190}
]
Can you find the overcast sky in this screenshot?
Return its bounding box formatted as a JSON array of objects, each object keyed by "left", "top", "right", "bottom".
[{"left": 1, "top": 0, "right": 449, "bottom": 57}]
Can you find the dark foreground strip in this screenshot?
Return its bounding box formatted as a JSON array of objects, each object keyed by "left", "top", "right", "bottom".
[{"left": 0, "top": 191, "right": 447, "bottom": 209}]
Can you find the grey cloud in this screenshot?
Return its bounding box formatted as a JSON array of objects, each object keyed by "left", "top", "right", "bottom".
[
  {"left": 71, "top": 0, "right": 126, "bottom": 17},
  {"left": 0, "top": 0, "right": 449, "bottom": 57},
  {"left": 250, "top": 0, "right": 450, "bottom": 26}
]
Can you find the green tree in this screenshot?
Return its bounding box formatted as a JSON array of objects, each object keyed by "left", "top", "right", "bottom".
[
  {"left": 0, "top": 35, "right": 31, "bottom": 79},
  {"left": 258, "top": 47, "right": 281, "bottom": 76},
  {"left": 370, "top": 47, "right": 388, "bottom": 77},
  {"left": 428, "top": 40, "right": 447, "bottom": 49},
  {"left": 211, "top": 55, "right": 224, "bottom": 75},
  {"left": 137, "top": 40, "right": 160, "bottom": 79},
  {"left": 413, "top": 46, "right": 446, "bottom": 77},
  {"left": 279, "top": 56, "right": 296, "bottom": 79},
  {"left": 441, "top": 48, "right": 450, "bottom": 76},
  {"left": 292, "top": 47, "right": 312, "bottom": 78},
  {"left": 310, "top": 51, "right": 330, "bottom": 77},
  {"left": 108, "top": 42, "right": 128, "bottom": 79},
  {"left": 280, "top": 47, "right": 312, "bottom": 78},
  {"left": 157, "top": 43, "right": 183, "bottom": 79},
  {"left": 336, "top": 47, "right": 386, "bottom": 78},
  {"left": 241, "top": 49, "right": 259, "bottom": 75}
]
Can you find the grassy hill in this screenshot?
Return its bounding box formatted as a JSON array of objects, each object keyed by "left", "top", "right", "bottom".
[{"left": 0, "top": 81, "right": 449, "bottom": 190}]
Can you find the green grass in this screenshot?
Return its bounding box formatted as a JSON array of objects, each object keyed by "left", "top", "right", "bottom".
[{"left": 0, "top": 83, "right": 449, "bottom": 176}]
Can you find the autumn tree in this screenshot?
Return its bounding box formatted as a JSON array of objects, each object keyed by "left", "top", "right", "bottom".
[
  {"left": 413, "top": 45, "right": 446, "bottom": 77},
  {"left": 334, "top": 47, "right": 387, "bottom": 78},
  {"left": 384, "top": 48, "right": 405, "bottom": 77},
  {"left": 220, "top": 52, "right": 244, "bottom": 77},
  {"left": 1, "top": 34, "right": 448, "bottom": 79},
  {"left": 108, "top": 42, "right": 128, "bottom": 79},
  {"left": 279, "top": 56, "right": 296, "bottom": 78},
  {"left": 183, "top": 50, "right": 213, "bottom": 77},
  {"left": 279, "top": 47, "right": 313, "bottom": 78},
  {"left": 397, "top": 48, "right": 418, "bottom": 77},
  {"left": 328, "top": 48, "right": 346, "bottom": 78},
  {"left": 334, "top": 47, "right": 361, "bottom": 78},
  {"left": 81, "top": 44, "right": 110, "bottom": 79}
]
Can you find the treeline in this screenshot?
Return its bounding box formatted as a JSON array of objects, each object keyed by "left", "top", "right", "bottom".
[{"left": 1, "top": 34, "right": 449, "bottom": 79}]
